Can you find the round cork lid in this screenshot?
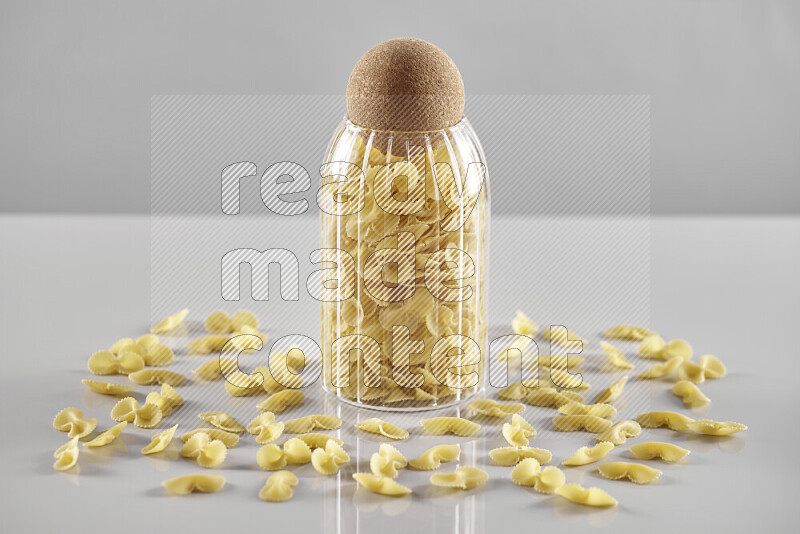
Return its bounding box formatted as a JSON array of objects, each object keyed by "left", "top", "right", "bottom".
[{"left": 346, "top": 38, "right": 465, "bottom": 132}]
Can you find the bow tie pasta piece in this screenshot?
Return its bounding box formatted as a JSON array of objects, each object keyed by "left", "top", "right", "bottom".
[
  {"left": 284, "top": 415, "right": 343, "bottom": 434},
  {"left": 556, "top": 483, "right": 617, "bottom": 507},
  {"left": 257, "top": 444, "right": 287, "bottom": 471},
  {"left": 497, "top": 382, "right": 527, "bottom": 401},
  {"left": 136, "top": 334, "right": 159, "bottom": 349},
  {"left": 53, "top": 437, "right": 80, "bottom": 471},
  {"left": 192, "top": 358, "right": 238, "bottom": 381},
  {"left": 600, "top": 342, "right": 634, "bottom": 369},
  {"left": 638, "top": 336, "right": 692, "bottom": 361},
  {"left": 595, "top": 420, "right": 642, "bottom": 445},
  {"left": 593, "top": 376, "right": 629, "bottom": 404},
  {"left": 162, "top": 473, "right": 225, "bottom": 496},
  {"left": 257, "top": 438, "right": 312, "bottom": 470},
  {"left": 142, "top": 424, "right": 179, "bottom": 455},
  {"left": 672, "top": 380, "right": 711, "bottom": 408},
  {"left": 142, "top": 343, "right": 175, "bottom": 367},
  {"left": 257, "top": 390, "right": 305, "bottom": 413},
  {"left": 311, "top": 441, "right": 350, "bottom": 475},
  {"left": 84, "top": 422, "right": 127, "bottom": 448},
  {"left": 224, "top": 366, "right": 269, "bottom": 397},
  {"left": 151, "top": 308, "right": 189, "bottom": 334},
  {"left": 510, "top": 457, "right": 540, "bottom": 485},
  {"left": 562, "top": 442, "right": 615, "bottom": 466},
  {"left": 430, "top": 466, "right": 488, "bottom": 490},
  {"left": 198, "top": 412, "right": 245, "bottom": 433},
  {"left": 629, "top": 442, "right": 690, "bottom": 462},
  {"left": 637, "top": 411, "right": 695, "bottom": 432},
  {"left": 353, "top": 473, "right": 412, "bottom": 497},
  {"left": 598, "top": 461, "right": 662, "bottom": 484},
  {"left": 247, "top": 412, "right": 285, "bottom": 445},
  {"left": 53, "top": 407, "right": 98, "bottom": 439},
  {"left": 502, "top": 414, "right": 536, "bottom": 446},
  {"left": 369, "top": 444, "right": 408, "bottom": 478},
  {"left": 678, "top": 355, "right": 726, "bottom": 383},
  {"left": 180, "top": 429, "right": 240, "bottom": 448},
  {"left": 420, "top": 417, "right": 481, "bottom": 437},
  {"left": 145, "top": 384, "right": 184, "bottom": 416},
  {"left": 604, "top": 325, "right": 657, "bottom": 341},
  {"left": 186, "top": 335, "right": 231, "bottom": 355},
  {"left": 637, "top": 356, "right": 683, "bottom": 379},
  {"left": 88, "top": 350, "right": 145, "bottom": 375},
  {"left": 295, "top": 433, "right": 343, "bottom": 450},
  {"left": 128, "top": 369, "right": 187, "bottom": 387},
  {"left": 259, "top": 471, "right": 298, "bottom": 502},
  {"left": 686, "top": 419, "right": 747, "bottom": 436},
  {"left": 408, "top": 444, "right": 461, "bottom": 470},
  {"left": 553, "top": 415, "right": 613, "bottom": 433},
  {"left": 81, "top": 379, "right": 135, "bottom": 396},
  {"left": 180, "top": 433, "right": 227, "bottom": 468},
  {"left": 468, "top": 399, "right": 526, "bottom": 418},
  {"left": 109, "top": 337, "right": 141, "bottom": 355},
  {"left": 527, "top": 465, "right": 565, "bottom": 494},
  {"left": 355, "top": 418, "right": 410, "bottom": 440},
  {"left": 526, "top": 387, "right": 585, "bottom": 408},
  {"left": 548, "top": 368, "right": 590, "bottom": 390},
  {"left": 511, "top": 310, "right": 538, "bottom": 336},
  {"left": 542, "top": 326, "right": 585, "bottom": 347},
  {"left": 110, "top": 397, "right": 163, "bottom": 428},
  {"left": 284, "top": 437, "right": 313, "bottom": 464},
  {"left": 537, "top": 354, "right": 586, "bottom": 369},
  {"left": 489, "top": 446, "right": 552, "bottom": 466},
  {"left": 204, "top": 310, "right": 259, "bottom": 334},
  {"left": 557, "top": 402, "right": 617, "bottom": 419}
]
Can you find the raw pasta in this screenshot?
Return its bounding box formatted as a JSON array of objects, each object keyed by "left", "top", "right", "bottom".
[
  {"left": 151, "top": 308, "right": 189, "bottom": 334},
  {"left": 685, "top": 419, "right": 747, "bottom": 436},
  {"left": 295, "top": 433, "right": 343, "bottom": 450},
  {"left": 186, "top": 335, "right": 231, "bottom": 355},
  {"left": 142, "top": 343, "right": 175, "bottom": 367},
  {"left": 204, "top": 310, "right": 259, "bottom": 334},
  {"left": 224, "top": 366, "right": 269, "bottom": 397},
  {"left": 84, "top": 422, "right": 127, "bottom": 448},
  {"left": 600, "top": 342, "right": 634, "bottom": 369},
  {"left": 180, "top": 432, "right": 227, "bottom": 468},
  {"left": 259, "top": 471, "right": 298, "bottom": 502},
  {"left": 526, "top": 387, "right": 584, "bottom": 408},
  {"left": 88, "top": 350, "right": 144, "bottom": 375},
  {"left": 257, "top": 390, "right": 305, "bottom": 413},
  {"left": 638, "top": 336, "right": 692, "bottom": 361},
  {"left": 598, "top": 462, "right": 662, "bottom": 484},
  {"left": 420, "top": 417, "right": 481, "bottom": 437},
  {"left": 557, "top": 402, "right": 616, "bottom": 419},
  {"left": 144, "top": 384, "right": 184, "bottom": 416},
  {"left": 489, "top": 446, "right": 552, "bottom": 466},
  {"left": 629, "top": 442, "right": 690, "bottom": 462},
  {"left": 467, "top": 399, "right": 525, "bottom": 417},
  {"left": 53, "top": 407, "right": 97, "bottom": 439},
  {"left": 352, "top": 473, "right": 412, "bottom": 496},
  {"left": 162, "top": 474, "right": 225, "bottom": 495},
  {"left": 552, "top": 415, "right": 613, "bottom": 433},
  {"left": 284, "top": 414, "right": 342, "bottom": 434},
  {"left": 110, "top": 397, "right": 163, "bottom": 428},
  {"left": 128, "top": 369, "right": 187, "bottom": 387},
  {"left": 593, "top": 376, "right": 628, "bottom": 404},
  {"left": 192, "top": 358, "right": 237, "bottom": 381},
  {"left": 548, "top": 368, "right": 589, "bottom": 390},
  {"left": 672, "top": 380, "right": 711, "bottom": 408},
  {"left": 502, "top": 414, "right": 536, "bottom": 446},
  {"left": 355, "top": 418, "right": 410, "bottom": 440},
  {"left": 180, "top": 429, "right": 240, "bottom": 448},
  {"left": 678, "top": 355, "right": 726, "bottom": 383},
  {"left": 595, "top": 420, "right": 641, "bottom": 445},
  {"left": 637, "top": 411, "right": 695, "bottom": 432},
  {"left": 369, "top": 444, "right": 407, "bottom": 478},
  {"left": 81, "top": 379, "right": 135, "bottom": 396},
  {"left": 198, "top": 412, "right": 245, "bottom": 433},
  {"left": 509, "top": 457, "right": 540, "bottom": 485},
  {"left": 430, "top": 466, "right": 488, "bottom": 490},
  {"left": 511, "top": 310, "right": 537, "bottom": 337},
  {"left": 556, "top": 484, "right": 617, "bottom": 507},
  {"left": 311, "top": 440, "right": 350, "bottom": 475},
  {"left": 542, "top": 326, "right": 584, "bottom": 347},
  {"left": 603, "top": 325, "right": 656, "bottom": 341},
  {"left": 408, "top": 444, "right": 460, "bottom": 470},
  {"left": 562, "top": 442, "right": 615, "bottom": 466},
  {"left": 257, "top": 438, "right": 313, "bottom": 470},
  {"left": 511, "top": 461, "right": 565, "bottom": 494},
  {"left": 247, "top": 412, "right": 285, "bottom": 445},
  {"left": 53, "top": 437, "right": 80, "bottom": 471},
  {"left": 142, "top": 424, "right": 179, "bottom": 455},
  {"left": 637, "top": 356, "right": 683, "bottom": 379}
]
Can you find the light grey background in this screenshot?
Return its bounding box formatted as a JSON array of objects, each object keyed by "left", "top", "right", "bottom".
[{"left": 1, "top": 0, "right": 798, "bottom": 215}]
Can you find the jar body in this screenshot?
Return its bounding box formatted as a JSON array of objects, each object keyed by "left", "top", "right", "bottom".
[{"left": 319, "top": 118, "right": 489, "bottom": 410}]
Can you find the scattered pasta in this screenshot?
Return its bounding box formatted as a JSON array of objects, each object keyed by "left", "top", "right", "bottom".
[
  {"left": 180, "top": 432, "right": 227, "bottom": 468},
  {"left": 198, "top": 412, "right": 245, "bottom": 433},
  {"left": 180, "top": 429, "right": 240, "bottom": 448},
  {"left": 593, "top": 376, "right": 628, "bottom": 404},
  {"left": 638, "top": 336, "right": 692, "bottom": 361},
  {"left": 556, "top": 484, "right": 617, "bottom": 507},
  {"left": 355, "top": 418, "right": 410, "bottom": 440},
  {"left": 629, "top": 442, "right": 690, "bottom": 462},
  {"left": 204, "top": 310, "right": 259, "bottom": 334},
  {"left": 284, "top": 414, "right": 342, "bottom": 434},
  {"left": 526, "top": 387, "right": 584, "bottom": 408},
  {"left": 637, "top": 356, "right": 683, "bottom": 379},
  {"left": 353, "top": 473, "right": 412, "bottom": 496},
  {"left": 257, "top": 438, "right": 313, "bottom": 470},
  {"left": 259, "top": 471, "right": 298, "bottom": 502},
  {"left": 53, "top": 437, "right": 80, "bottom": 471},
  {"left": 595, "top": 420, "right": 642, "bottom": 445},
  {"left": 144, "top": 384, "right": 184, "bottom": 416},
  {"left": 468, "top": 398, "right": 525, "bottom": 417},
  {"left": 511, "top": 460, "right": 565, "bottom": 494},
  {"left": 685, "top": 419, "right": 747, "bottom": 436},
  {"left": 88, "top": 350, "right": 144, "bottom": 375},
  {"left": 247, "top": 412, "right": 285, "bottom": 445},
  {"left": 489, "top": 446, "right": 552, "bottom": 466},
  {"left": 557, "top": 402, "right": 616, "bottom": 418},
  {"left": 53, "top": 407, "right": 97, "bottom": 439},
  {"left": 430, "top": 466, "right": 488, "bottom": 490},
  {"left": 600, "top": 342, "right": 634, "bottom": 369},
  {"left": 84, "top": 422, "right": 127, "bottom": 448},
  {"left": 678, "top": 355, "right": 726, "bottom": 383},
  {"left": 128, "top": 369, "right": 187, "bottom": 387},
  {"left": 141, "top": 343, "right": 175, "bottom": 367},
  {"left": 552, "top": 415, "right": 613, "bottom": 433},
  {"left": 502, "top": 414, "right": 536, "bottom": 446},
  {"left": 672, "top": 380, "right": 711, "bottom": 408},
  {"left": 110, "top": 397, "right": 162, "bottom": 428},
  {"left": 604, "top": 325, "right": 656, "bottom": 341},
  {"left": 511, "top": 310, "right": 537, "bottom": 337},
  {"left": 369, "top": 444, "right": 407, "bottom": 478},
  {"left": 162, "top": 474, "right": 225, "bottom": 495},
  {"left": 81, "top": 379, "right": 135, "bottom": 396},
  {"left": 408, "top": 444, "right": 460, "bottom": 470},
  {"left": 637, "top": 411, "right": 695, "bottom": 432},
  {"left": 295, "top": 433, "right": 343, "bottom": 450},
  {"left": 420, "top": 417, "right": 481, "bottom": 437},
  {"left": 142, "top": 424, "right": 179, "bottom": 455},
  {"left": 311, "top": 440, "right": 350, "bottom": 475},
  {"left": 192, "top": 358, "right": 237, "bottom": 381},
  {"left": 562, "top": 442, "right": 615, "bottom": 466},
  {"left": 151, "top": 308, "right": 189, "bottom": 334},
  {"left": 598, "top": 462, "right": 662, "bottom": 484},
  {"left": 257, "top": 390, "right": 305, "bottom": 413},
  {"left": 548, "top": 368, "right": 589, "bottom": 390}
]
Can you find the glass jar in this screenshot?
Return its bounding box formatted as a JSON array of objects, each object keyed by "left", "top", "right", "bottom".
[{"left": 319, "top": 118, "right": 490, "bottom": 410}]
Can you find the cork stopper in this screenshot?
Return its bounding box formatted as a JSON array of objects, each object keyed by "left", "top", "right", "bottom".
[{"left": 346, "top": 38, "right": 465, "bottom": 132}]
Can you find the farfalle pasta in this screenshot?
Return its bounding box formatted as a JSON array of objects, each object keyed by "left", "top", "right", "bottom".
[
  {"left": 186, "top": 335, "right": 231, "bottom": 355},
  {"left": 598, "top": 462, "right": 662, "bottom": 484},
  {"left": 311, "top": 440, "right": 350, "bottom": 475},
  {"left": 552, "top": 415, "right": 613, "bottom": 433},
  {"left": 295, "top": 433, "right": 343, "bottom": 450},
  {"left": 511, "top": 310, "right": 537, "bottom": 336},
  {"left": 180, "top": 432, "right": 227, "bottom": 468},
  {"left": 408, "top": 444, "right": 460, "bottom": 470},
  {"left": 600, "top": 342, "right": 634, "bottom": 369},
  {"left": 556, "top": 484, "right": 617, "bottom": 507},
  {"left": 180, "top": 429, "right": 240, "bottom": 448},
  {"left": 257, "top": 390, "right": 305, "bottom": 413},
  {"left": 84, "top": 422, "right": 127, "bottom": 448},
  {"left": 128, "top": 369, "right": 187, "bottom": 387},
  {"left": 542, "top": 326, "right": 584, "bottom": 347},
  {"left": 257, "top": 438, "right": 313, "bottom": 470},
  {"left": 355, "top": 418, "right": 410, "bottom": 440},
  {"left": 430, "top": 466, "right": 488, "bottom": 490},
  {"left": 198, "top": 411, "right": 245, "bottom": 433},
  {"left": 151, "top": 308, "right": 188, "bottom": 334},
  {"left": 369, "top": 444, "right": 408, "bottom": 478},
  {"left": 502, "top": 414, "right": 536, "bottom": 446},
  {"left": 145, "top": 384, "right": 184, "bottom": 416},
  {"left": 88, "top": 350, "right": 144, "bottom": 375},
  {"left": 511, "top": 461, "right": 565, "bottom": 494},
  {"left": 247, "top": 412, "right": 285, "bottom": 445},
  {"left": 489, "top": 446, "right": 552, "bottom": 466},
  {"left": 204, "top": 310, "right": 259, "bottom": 334},
  {"left": 629, "top": 442, "right": 690, "bottom": 462},
  {"left": 562, "top": 442, "right": 615, "bottom": 466},
  {"left": 142, "top": 424, "right": 179, "bottom": 455},
  {"left": 637, "top": 411, "right": 695, "bottom": 432},
  {"left": 638, "top": 336, "right": 692, "bottom": 361},
  {"left": 110, "top": 397, "right": 162, "bottom": 428},
  {"left": 672, "top": 380, "right": 711, "bottom": 408},
  {"left": 162, "top": 473, "right": 225, "bottom": 495},
  {"left": 284, "top": 414, "right": 342, "bottom": 434},
  {"left": 593, "top": 376, "right": 628, "bottom": 404},
  {"left": 53, "top": 407, "right": 97, "bottom": 439},
  {"left": 525, "top": 387, "right": 584, "bottom": 408},
  {"left": 685, "top": 419, "right": 747, "bottom": 436},
  {"left": 467, "top": 398, "right": 525, "bottom": 417},
  {"left": 678, "top": 355, "right": 726, "bottom": 383},
  {"left": 352, "top": 473, "right": 412, "bottom": 496},
  {"left": 53, "top": 437, "right": 80, "bottom": 471},
  {"left": 637, "top": 356, "right": 683, "bottom": 379},
  {"left": 547, "top": 368, "right": 589, "bottom": 390},
  {"left": 557, "top": 402, "right": 616, "bottom": 419},
  {"left": 603, "top": 324, "right": 656, "bottom": 341},
  {"left": 420, "top": 417, "right": 480, "bottom": 437},
  {"left": 259, "top": 471, "right": 298, "bottom": 502},
  {"left": 81, "top": 379, "right": 135, "bottom": 396},
  {"left": 595, "top": 420, "right": 641, "bottom": 445}
]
